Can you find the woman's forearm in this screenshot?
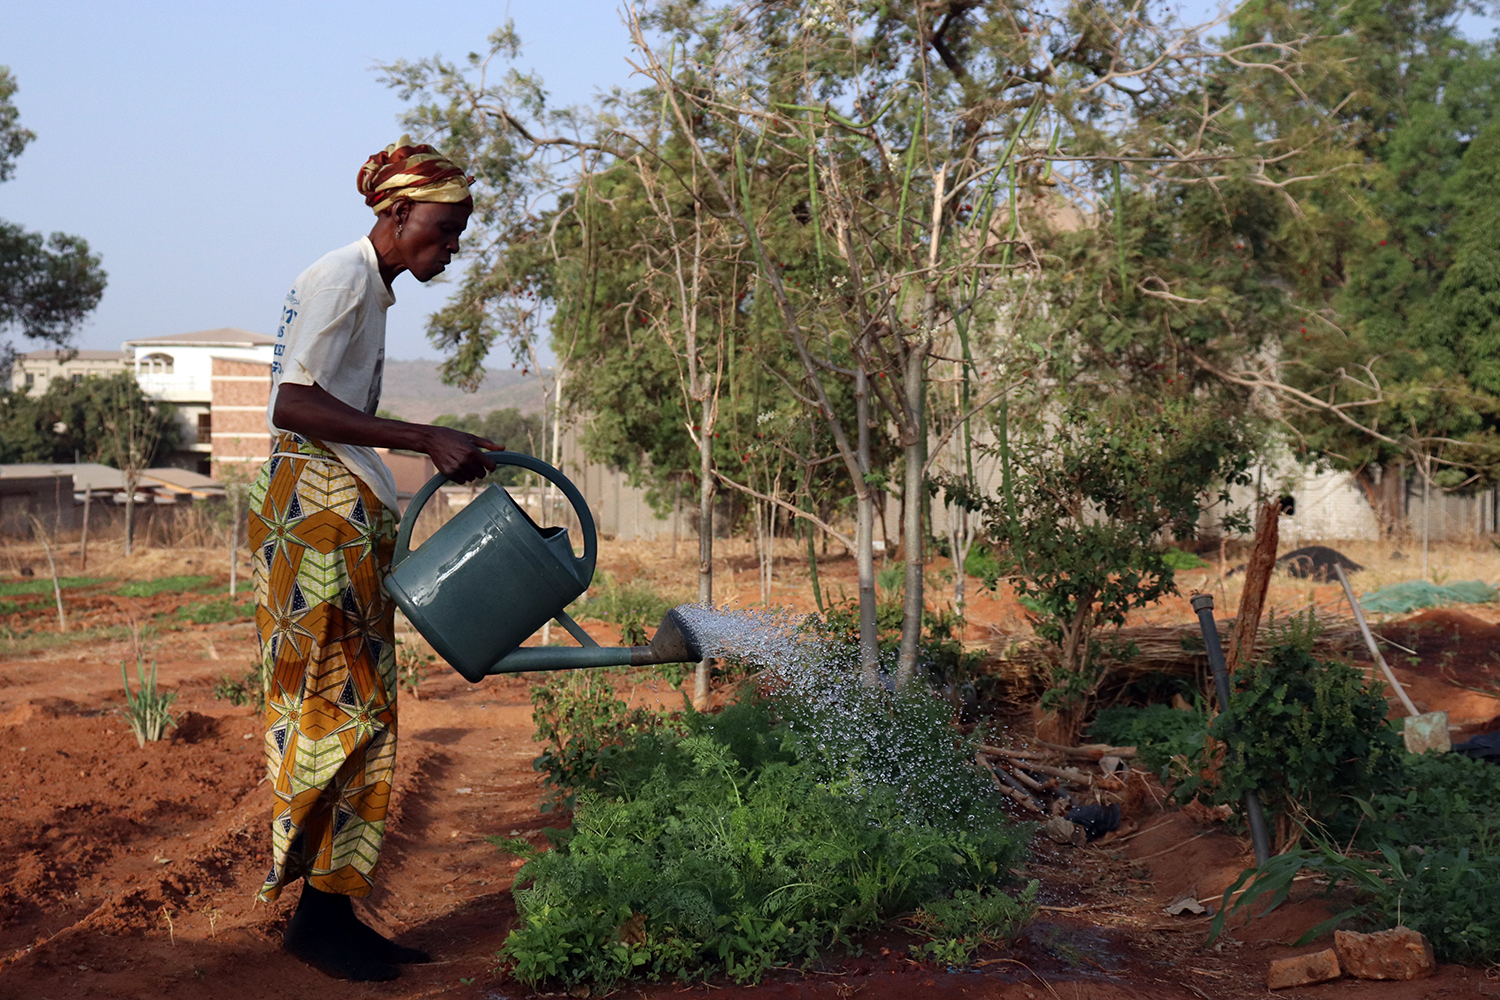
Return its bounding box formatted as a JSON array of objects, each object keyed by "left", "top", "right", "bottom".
[{"left": 273, "top": 382, "right": 431, "bottom": 452}]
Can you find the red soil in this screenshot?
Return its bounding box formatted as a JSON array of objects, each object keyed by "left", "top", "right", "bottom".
[{"left": 2, "top": 544, "right": 1499, "bottom": 999}]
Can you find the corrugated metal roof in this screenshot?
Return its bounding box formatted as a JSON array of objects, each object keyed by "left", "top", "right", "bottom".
[{"left": 0, "top": 463, "right": 125, "bottom": 490}]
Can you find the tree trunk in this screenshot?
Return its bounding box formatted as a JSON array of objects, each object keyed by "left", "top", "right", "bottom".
[
  {"left": 855, "top": 366, "right": 878, "bottom": 681},
  {"left": 1354, "top": 460, "right": 1408, "bottom": 538},
  {"left": 896, "top": 338, "right": 928, "bottom": 686},
  {"left": 694, "top": 397, "right": 716, "bottom": 707},
  {"left": 123, "top": 475, "right": 136, "bottom": 557},
  {"left": 1229, "top": 500, "right": 1279, "bottom": 672},
  {"left": 80, "top": 490, "right": 91, "bottom": 571}
]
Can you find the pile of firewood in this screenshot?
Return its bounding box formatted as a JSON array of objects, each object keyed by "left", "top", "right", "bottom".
[{"left": 975, "top": 740, "right": 1166, "bottom": 845}]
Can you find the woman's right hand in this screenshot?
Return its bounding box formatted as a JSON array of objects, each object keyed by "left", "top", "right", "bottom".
[{"left": 422, "top": 425, "right": 500, "bottom": 484}]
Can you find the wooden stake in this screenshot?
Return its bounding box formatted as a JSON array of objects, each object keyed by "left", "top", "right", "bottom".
[
  {"left": 80, "top": 490, "right": 91, "bottom": 571},
  {"left": 1228, "top": 501, "right": 1279, "bottom": 672}
]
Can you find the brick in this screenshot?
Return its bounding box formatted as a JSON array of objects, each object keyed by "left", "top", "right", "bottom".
[
  {"left": 1334, "top": 926, "right": 1435, "bottom": 981},
  {"left": 1266, "top": 949, "right": 1342, "bottom": 990}
]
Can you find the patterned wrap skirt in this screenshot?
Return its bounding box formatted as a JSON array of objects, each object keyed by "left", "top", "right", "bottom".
[{"left": 248, "top": 433, "right": 400, "bottom": 901}]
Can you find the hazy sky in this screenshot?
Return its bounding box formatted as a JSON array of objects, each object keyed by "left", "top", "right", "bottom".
[{"left": 0, "top": 1, "right": 639, "bottom": 364}]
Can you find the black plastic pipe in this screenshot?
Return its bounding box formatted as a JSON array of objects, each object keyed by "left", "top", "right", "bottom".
[{"left": 1190, "top": 593, "right": 1273, "bottom": 867}]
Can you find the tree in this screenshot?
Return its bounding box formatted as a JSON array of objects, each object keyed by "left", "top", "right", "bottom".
[
  {"left": 432, "top": 406, "right": 545, "bottom": 484},
  {"left": 1243, "top": 1, "right": 1500, "bottom": 533},
  {"left": 0, "top": 68, "right": 107, "bottom": 373},
  {"left": 0, "top": 373, "right": 179, "bottom": 467}
]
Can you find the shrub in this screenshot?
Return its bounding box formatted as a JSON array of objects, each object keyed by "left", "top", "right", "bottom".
[
  {"left": 529, "top": 670, "right": 673, "bottom": 812},
  {"left": 500, "top": 686, "right": 1033, "bottom": 987},
  {"left": 575, "top": 572, "right": 681, "bottom": 645},
  {"left": 1088, "top": 702, "right": 1208, "bottom": 776},
  {"left": 1213, "top": 839, "right": 1500, "bottom": 965},
  {"left": 213, "top": 660, "right": 266, "bottom": 712},
  {"left": 1178, "top": 638, "right": 1402, "bottom": 845}
]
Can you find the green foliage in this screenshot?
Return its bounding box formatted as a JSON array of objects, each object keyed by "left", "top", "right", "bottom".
[
  {"left": 1088, "top": 703, "right": 1208, "bottom": 776},
  {"left": 178, "top": 595, "right": 252, "bottom": 625},
  {"left": 213, "top": 660, "right": 267, "bottom": 713},
  {"left": 573, "top": 572, "right": 681, "bottom": 646},
  {"left": 1211, "top": 743, "right": 1500, "bottom": 965},
  {"left": 982, "top": 397, "right": 1252, "bottom": 725},
  {"left": 396, "top": 637, "right": 437, "bottom": 697},
  {"left": 120, "top": 656, "right": 177, "bottom": 746},
  {"left": 1161, "top": 548, "right": 1208, "bottom": 571},
  {"left": 0, "top": 68, "right": 106, "bottom": 361},
  {"left": 0, "top": 373, "right": 178, "bottom": 466},
  {"left": 1186, "top": 639, "right": 1403, "bottom": 836},
  {"left": 0, "top": 576, "right": 109, "bottom": 597},
  {"left": 909, "top": 884, "right": 1039, "bottom": 966},
  {"left": 1212, "top": 838, "right": 1500, "bottom": 966},
  {"left": 116, "top": 575, "right": 214, "bottom": 598},
  {"left": 501, "top": 686, "right": 1032, "bottom": 988},
  {"left": 529, "top": 670, "right": 675, "bottom": 812}
]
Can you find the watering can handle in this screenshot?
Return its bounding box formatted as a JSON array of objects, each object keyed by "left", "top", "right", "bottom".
[{"left": 390, "top": 451, "right": 598, "bottom": 584}]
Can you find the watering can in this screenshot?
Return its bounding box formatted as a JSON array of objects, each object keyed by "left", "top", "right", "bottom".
[{"left": 384, "top": 451, "right": 705, "bottom": 683}]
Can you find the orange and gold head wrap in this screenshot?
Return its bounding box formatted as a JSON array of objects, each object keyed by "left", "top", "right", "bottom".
[{"left": 357, "top": 135, "right": 473, "bottom": 215}]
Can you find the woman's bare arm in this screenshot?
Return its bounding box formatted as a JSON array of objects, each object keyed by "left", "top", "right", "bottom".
[{"left": 273, "top": 382, "right": 499, "bottom": 484}]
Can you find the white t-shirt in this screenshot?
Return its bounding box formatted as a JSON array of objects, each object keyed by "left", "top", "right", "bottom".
[{"left": 267, "top": 236, "right": 401, "bottom": 514}]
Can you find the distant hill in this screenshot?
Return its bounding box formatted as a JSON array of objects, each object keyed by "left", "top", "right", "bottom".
[{"left": 379, "top": 359, "right": 548, "bottom": 423}]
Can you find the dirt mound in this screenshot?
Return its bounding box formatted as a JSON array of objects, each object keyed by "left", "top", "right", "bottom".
[{"left": 1376, "top": 609, "right": 1500, "bottom": 697}]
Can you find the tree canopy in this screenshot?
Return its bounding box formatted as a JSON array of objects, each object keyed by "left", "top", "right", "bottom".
[{"left": 0, "top": 67, "right": 107, "bottom": 373}]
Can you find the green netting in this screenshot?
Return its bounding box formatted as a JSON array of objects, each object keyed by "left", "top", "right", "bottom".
[{"left": 1357, "top": 579, "right": 1499, "bottom": 614}]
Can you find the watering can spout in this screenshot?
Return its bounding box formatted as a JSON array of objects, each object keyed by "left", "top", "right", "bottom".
[
  {"left": 481, "top": 605, "right": 706, "bottom": 675},
  {"left": 638, "top": 606, "right": 706, "bottom": 665}
]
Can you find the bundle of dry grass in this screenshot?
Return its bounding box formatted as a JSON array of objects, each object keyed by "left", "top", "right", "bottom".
[{"left": 981, "top": 613, "right": 1365, "bottom": 705}]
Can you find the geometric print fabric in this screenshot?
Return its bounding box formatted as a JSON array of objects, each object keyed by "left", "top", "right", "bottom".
[{"left": 249, "top": 433, "right": 399, "bottom": 901}]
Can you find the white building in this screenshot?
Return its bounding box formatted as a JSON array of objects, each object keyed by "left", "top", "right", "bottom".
[
  {"left": 9, "top": 348, "right": 130, "bottom": 392},
  {"left": 122, "top": 328, "right": 276, "bottom": 474}
]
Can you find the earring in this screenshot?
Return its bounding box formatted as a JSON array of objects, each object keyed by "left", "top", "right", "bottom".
[{"left": 397, "top": 221, "right": 404, "bottom": 239}]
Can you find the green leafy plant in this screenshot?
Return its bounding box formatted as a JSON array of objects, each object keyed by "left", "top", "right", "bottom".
[
  {"left": 116, "top": 575, "right": 214, "bottom": 598},
  {"left": 0, "top": 576, "right": 110, "bottom": 597},
  {"left": 121, "top": 656, "right": 177, "bottom": 745},
  {"left": 981, "top": 397, "right": 1252, "bottom": 739},
  {"left": 573, "top": 572, "right": 682, "bottom": 647},
  {"left": 499, "top": 686, "right": 1032, "bottom": 988},
  {"left": 1183, "top": 637, "right": 1403, "bottom": 847},
  {"left": 1161, "top": 548, "right": 1209, "bottom": 571},
  {"left": 1088, "top": 702, "right": 1209, "bottom": 776},
  {"left": 213, "top": 659, "right": 268, "bottom": 713},
  {"left": 178, "top": 596, "right": 252, "bottom": 625},
  {"left": 529, "top": 670, "right": 676, "bottom": 811},
  {"left": 909, "top": 884, "right": 1039, "bottom": 966},
  {"left": 396, "top": 637, "right": 437, "bottom": 698},
  {"left": 1211, "top": 836, "right": 1500, "bottom": 965}
]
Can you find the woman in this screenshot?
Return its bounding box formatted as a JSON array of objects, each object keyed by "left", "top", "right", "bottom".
[{"left": 248, "top": 137, "right": 498, "bottom": 981}]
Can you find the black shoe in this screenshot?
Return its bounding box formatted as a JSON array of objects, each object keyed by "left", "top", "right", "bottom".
[
  {"left": 352, "top": 918, "right": 431, "bottom": 965},
  {"left": 284, "top": 884, "right": 401, "bottom": 982}
]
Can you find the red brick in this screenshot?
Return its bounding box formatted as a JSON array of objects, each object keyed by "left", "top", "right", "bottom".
[
  {"left": 1267, "top": 949, "right": 1342, "bottom": 990},
  {"left": 1334, "top": 927, "right": 1435, "bottom": 981}
]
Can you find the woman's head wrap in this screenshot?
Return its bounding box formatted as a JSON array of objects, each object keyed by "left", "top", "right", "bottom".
[{"left": 357, "top": 136, "right": 473, "bottom": 215}]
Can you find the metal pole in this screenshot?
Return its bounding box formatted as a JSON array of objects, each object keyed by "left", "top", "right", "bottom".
[
  {"left": 1190, "top": 593, "right": 1272, "bottom": 867},
  {"left": 1334, "top": 564, "right": 1421, "bottom": 718}
]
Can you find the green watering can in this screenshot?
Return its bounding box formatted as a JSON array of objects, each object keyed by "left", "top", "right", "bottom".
[{"left": 384, "top": 451, "right": 705, "bottom": 684}]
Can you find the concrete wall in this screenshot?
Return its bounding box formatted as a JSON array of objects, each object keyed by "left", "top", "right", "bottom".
[{"left": 0, "top": 475, "right": 76, "bottom": 535}]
